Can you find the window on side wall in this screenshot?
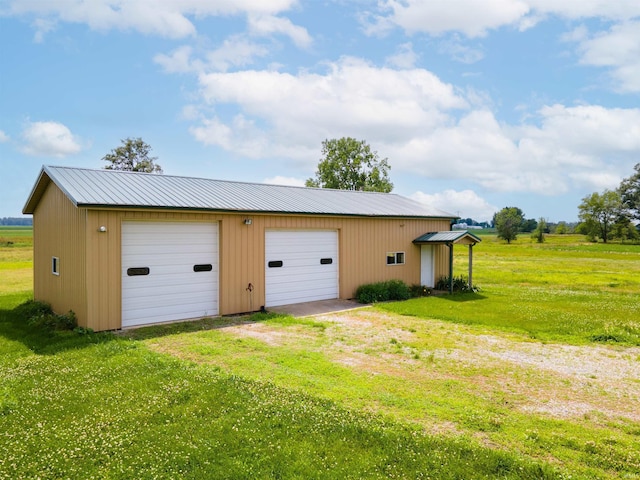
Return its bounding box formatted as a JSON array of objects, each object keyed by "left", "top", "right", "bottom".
[
  {"left": 386, "top": 252, "right": 405, "bottom": 265},
  {"left": 52, "top": 256, "right": 59, "bottom": 275}
]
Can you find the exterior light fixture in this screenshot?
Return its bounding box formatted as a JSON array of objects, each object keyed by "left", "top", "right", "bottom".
[
  {"left": 243, "top": 218, "right": 252, "bottom": 225},
  {"left": 98, "top": 226, "right": 107, "bottom": 232}
]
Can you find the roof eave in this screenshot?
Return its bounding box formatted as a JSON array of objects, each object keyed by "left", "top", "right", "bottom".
[
  {"left": 23, "top": 165, "right": 81, "bottom": 214},
  {"left": 22, "top": 167, "right": 50, "bottom": 214},
  {"left": 413, "top": 230, "right": 482, "bottom": 245},
  {"left": 79, "top": 203, "right": 456, "bottom": 219}
]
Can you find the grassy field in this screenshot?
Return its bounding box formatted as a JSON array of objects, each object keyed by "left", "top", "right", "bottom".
[
  {"left": 383, "top": 234, "right": 640, "bottom": 345},
  {"left": 0, "top": 227, "right": 638, "bottom": 479}
]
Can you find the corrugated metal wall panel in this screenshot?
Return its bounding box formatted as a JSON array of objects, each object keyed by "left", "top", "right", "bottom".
[
  {"left": 33, "top": 183, "right": 87, "bottom": 325},
  {"left": 61, "top": 207, "right": 452, "bottom": 331}
]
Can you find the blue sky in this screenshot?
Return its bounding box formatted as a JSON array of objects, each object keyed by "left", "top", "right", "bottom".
[{"left": 1, "top": 1, "right": 639, "bottom": 222}]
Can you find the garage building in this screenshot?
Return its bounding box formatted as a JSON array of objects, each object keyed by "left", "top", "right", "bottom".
[{"left": 23, "top": 166, "right": 478, "bottom": 331}]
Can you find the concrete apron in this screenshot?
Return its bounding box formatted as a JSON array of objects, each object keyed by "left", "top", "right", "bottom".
[{"left": 267, "top": 299, "right": 364, "bottom": 317}]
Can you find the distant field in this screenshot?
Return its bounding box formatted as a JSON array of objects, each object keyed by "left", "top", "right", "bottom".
[
  {"left": 0, "top": 226, "right": 33, "bottom": 248},
  {"left": 0, "top": 226, "right": 32, "bottom": 296},
  {"left": 1, "top": 229, "right": 639, "bottom": 478}
]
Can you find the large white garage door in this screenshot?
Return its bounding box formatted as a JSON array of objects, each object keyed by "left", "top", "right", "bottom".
[
  {"left": 265, "top": 230, "right": 338, "bottom": 307},
  {"left": 121, "top": 221, "right": 218, "bottom": 328}
]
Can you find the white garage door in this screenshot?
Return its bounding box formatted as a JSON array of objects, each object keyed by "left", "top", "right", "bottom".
[
  {"left": 121, "top": 221, "right": 218, "bottom": 327},
  {"left": 265, "top": 230, "right": 338, "bottom": 307}
]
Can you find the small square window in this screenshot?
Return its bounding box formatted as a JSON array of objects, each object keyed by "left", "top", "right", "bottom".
[
  {"left": 52, "top": 257, "right": 59, "bottom": 275},
  {"left": 386, "top": 252, "right": 405, "bottom": 266}
]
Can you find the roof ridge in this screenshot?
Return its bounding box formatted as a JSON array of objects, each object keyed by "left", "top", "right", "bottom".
[{"left": 44, "top": 165, "right": 406, "bottom": 197}]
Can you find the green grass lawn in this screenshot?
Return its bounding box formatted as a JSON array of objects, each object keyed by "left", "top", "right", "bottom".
[
  {"left": 442, "top": 234, "right": 640, "bottom": 345},
  {"left": 1, "top": 230, "right": 639, "bottom": 479}
]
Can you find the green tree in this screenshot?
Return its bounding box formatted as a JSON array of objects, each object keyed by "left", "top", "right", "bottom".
[
  {"left": 102, "top": 137, "right": 163, "bottom": 173},
  {"left": 532, "top": 217, "right": 547, "bottom": 243},
  {"left": 577, "top": 190, "right": 622, "bottom": 243},
  {"left": 611, "top": 215, "right": 640, "bottom": 243},
  {"left": 619, "top": 163, "right": 640, "bottom": 221},
  {"left": 521, "top": 218, "right": 538, "bottom": 233},
  {"left": 493, "top": 207, "right": 524, "bottom": 244},
  {"left": 306, "top": 138, "right": 393, "bottom": 192},
  {"left": 554, "top": 222, "right": 569, "bottom": 234}
]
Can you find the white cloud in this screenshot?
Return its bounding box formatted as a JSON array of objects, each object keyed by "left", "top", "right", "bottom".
[
  {"left": 189, "top": 114, "right": 269, "bottom": 158},
  {"left": 526, "top": 104, "right": 640, "bottom": 155},
  {"left": 0, "top": 130, "right": 9, "bottom": 143},
  {"left": 366, "top": 1, "right": 640, "bottom": 93},
  {"left": 368, "top": 0, "right": 531, "bottom": 38},
  {"left": 181, "top": 58, "right": 639, "bottom": 198},
  {"left": 154, "top": 38, "right": 270, "bottom": 74},
  {"left": 574, "top": 21, "right": 640, "bottom": 93},
  {"left": 568, "top": 171, "right": 622, "bottom": 191},
  {"left": 204, "top": 37, "right": 271, "bottom": 72},
  {"left": 369, "top": 0, "right": 640, "bottom": 37},
  {"left": 194, "top": 56, "right": 467, "bottom": 154},
  {"left": 437, "top": 35, "right": 484, "bottom": 64},
  {"left": 385, "top": 42, "right": 418, "bottom": 68},
  {"left": 31, "top": 17, "right": 56, "bottom": 42},
  {"left": 560, "top": 25, "right": 589, "bottom": 43},
  {"left": 7, "top": 0, "right": 300, "bottom": 39},
  {"left": 527, "top": 0, "right": 640, "bottom": 21},
  {"left": 263, "top": 175, "right": 306, "bottom": 187},
  {"left": 154, "top": 46, "right": 198, "bottom": 74},
  {"left": 391, "top": 104, "right": 640, "bottom": 194},
  {"left": 248, "top": 14, "right": 312, "bottom": 48},
  {"left": 20, "top": 121, "right": 82, "bottom": 157},
  {"left": 411, "top": 190, "right": 498, "bottom": 222}
]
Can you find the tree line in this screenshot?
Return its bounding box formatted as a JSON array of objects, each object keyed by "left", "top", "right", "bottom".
[
  {"left": 1, "top": 217, "right": 33, "bottom": 226},
  {"left": 493, "top": 164, "right": 640, "bottom": 244}
]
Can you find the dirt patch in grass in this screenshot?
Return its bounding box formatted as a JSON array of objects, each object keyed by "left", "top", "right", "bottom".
[
  {"left": 224, "top": 323, "right": 289, "bottom": 346},
  {"left": 434, "top": 332, "right": 640, "bottom": 422},
  {"left": 182, "top": 309, "right": 640, "bottom": 424}
]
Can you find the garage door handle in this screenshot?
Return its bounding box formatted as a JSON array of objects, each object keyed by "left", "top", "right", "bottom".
[
  {"left": 127, "top": 267, "right": 150, "bottom": 276},
  {"left": 320, "top": 258, "right": 333, "bottom": 265},
  {"left": 194, "top": 264, "right": 213, "bottom": 272}
]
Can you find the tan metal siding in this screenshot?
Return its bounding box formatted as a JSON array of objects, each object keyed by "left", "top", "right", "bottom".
[
  {"left": 32, "top": 183, "right": 87, "bottom": 325},
  {"left": 85, "top": 210, "right": 123, "bottom": 331},
  {"left": 79, "top": 209, "right": 451, "bottom": 331}
]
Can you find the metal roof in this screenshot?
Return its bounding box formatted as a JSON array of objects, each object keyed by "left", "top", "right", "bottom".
[
  {"left": 413, "top": 231, "right": 482, "bottom": 244},
  {"left": 23, "top": 166, "right": 456, "bottom": 218}
]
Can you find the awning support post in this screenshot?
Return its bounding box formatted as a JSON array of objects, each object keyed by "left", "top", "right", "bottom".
[
  {"left": 448, "top": 243, "right": 454, "bottom": 294},
  {"left": 468, "top": 243, "right": 474, "bottom": 288}
]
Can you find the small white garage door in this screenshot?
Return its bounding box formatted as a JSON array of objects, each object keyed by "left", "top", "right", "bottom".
[
  {"left": 265, "top": 230, "right": 338, "bottom": 307},
  {"left": 121, "top": 221, "right": 218, "bottom": 328}
]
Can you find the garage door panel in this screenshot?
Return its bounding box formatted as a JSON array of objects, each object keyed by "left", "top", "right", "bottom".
[
  {"left": 123, "top": 305, "right": 214, "bottom": 325},
  {"left": 268, "top": 290, "right": 336, "bottom": 305},
  {"left": 265, "top": 230, "right": 338, "bottom": 307},
  {"left": 123, "top": 247, "right": 217, "bottom": 259},
  {"left": 125, "top": 277, "right": 217, "bottom": 292},
  {"left": 123, "top": 281, "right": 218, "bottom": 296},
  {"left": 124, "top": 293, "right": 217, "bottom": 311},
  {"left": 270, "top": 271, "right": 335, "bottom": 284},
  {"left": 122, "top": 221, "right": 219, "bottom": 328}
]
